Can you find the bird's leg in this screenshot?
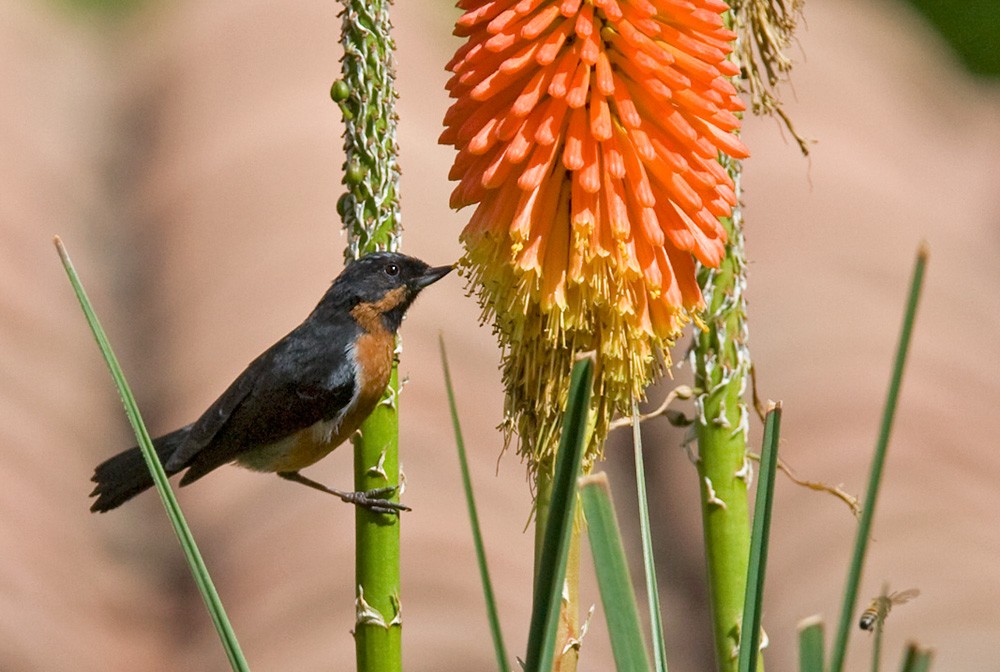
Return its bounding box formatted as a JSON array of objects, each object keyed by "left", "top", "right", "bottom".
[{"left": 277, "top": 471, "right": 410, "bottom": 514}]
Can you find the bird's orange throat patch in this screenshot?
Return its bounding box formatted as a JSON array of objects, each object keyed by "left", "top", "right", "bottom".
[
  {"left": 349, "top": 286, "right": 401, "bottom": 412},
  {"left": 349, "top": 286, "right": 407, "bottom": 333},
  {"left": 352, "top": 330, "right": 394, "bottom": 407}
]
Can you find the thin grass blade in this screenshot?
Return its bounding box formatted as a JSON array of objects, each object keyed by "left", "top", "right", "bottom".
[
  {"left": 580, "top": 472, "right": 653, "bottom": 672},
  {"left": 828, "top": 245, "right": 928, "bottom": 672},
  {"left": 55, "top": 237, "right": 251, "bottom": 672},
  {"left": 738, "top": 402, "right": 782, "bottom": 672},
  {"left": 524, "top": 356, "right": 594, "bottom": 672},
  {"left": 439, "top": 337, "right": 511, "bottom": 672},
  {"left": 898, "top": 643, "right": 933, "bottom": 672},
  {"left": 797, "top": 616, "right": 825, "bottom": 672},
  {"left": 631, "top": 400, "right": 668, "bottom": 672},
  {"left": 872, "top": 618, "right": 884, "bottom": 672}
]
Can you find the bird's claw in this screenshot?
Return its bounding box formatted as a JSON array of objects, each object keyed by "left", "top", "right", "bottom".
[{"left": 342, "top": 486, "right": 411, "bottom": 515}]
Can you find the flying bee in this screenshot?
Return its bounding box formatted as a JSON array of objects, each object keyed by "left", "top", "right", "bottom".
[{"left": 859, "top": 586, "right": 920, "bottom": 632}]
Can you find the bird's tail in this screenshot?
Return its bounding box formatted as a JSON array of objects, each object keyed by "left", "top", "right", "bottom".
[{"left": 90, "top": 428, "right": 188, "bottom": 512}]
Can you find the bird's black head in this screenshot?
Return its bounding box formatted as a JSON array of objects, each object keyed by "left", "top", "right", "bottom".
[{"left": 316, "top": 252, "right": 453, "bottom": 333}]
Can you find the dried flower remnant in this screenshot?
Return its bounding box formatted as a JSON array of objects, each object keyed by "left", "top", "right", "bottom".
[{"left": 443, "top": 0, "right": 750, "bottom": 466}]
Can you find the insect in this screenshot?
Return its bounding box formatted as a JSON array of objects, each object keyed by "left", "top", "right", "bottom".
[{"left": 859, "top": 585, "right": 920, "bottom": 632}]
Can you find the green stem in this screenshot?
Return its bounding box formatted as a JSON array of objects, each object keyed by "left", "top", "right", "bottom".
[
  {"left": 354, "top": 369, "right": 402, "bottom": 672},
  {"left": 693, "top": 156, "right": 757, "bottom": 672},
  {"left": 531, "top": 459, "right": 583, "bottom": 672},
  {"left": 336, "top": 0, "right": 403, "bottom": 669},
  {"left": 336, "top": 0, "right": 401, "bottom": 258}
]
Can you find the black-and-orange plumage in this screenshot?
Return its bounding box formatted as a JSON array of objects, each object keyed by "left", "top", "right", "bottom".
[{"left": 90, "top": 252, "right": 452, "bottom": 513}]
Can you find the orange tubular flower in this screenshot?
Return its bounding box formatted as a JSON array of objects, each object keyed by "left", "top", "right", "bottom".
[{"left": 443, "top": 0, "right": 749, "bottom": 464}]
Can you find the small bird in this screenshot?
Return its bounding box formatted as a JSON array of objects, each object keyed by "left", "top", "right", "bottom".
[{"left": 90, "top": 252, "right": 452, "bottom": 514}]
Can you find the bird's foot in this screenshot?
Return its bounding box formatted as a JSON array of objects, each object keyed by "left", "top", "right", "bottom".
[
  {"left": 278, "top": 471, "right": 409, "bottom": 515},
  {"left": 340, "top": 486, "right": 411, "bottom": 515}
]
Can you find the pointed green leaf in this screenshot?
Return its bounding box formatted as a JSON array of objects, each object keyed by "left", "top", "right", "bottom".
[
  {"left": 580, "top": 472, "right": 653, "bottom": 672},
  {"left": 829, "top": 246, "right": 928, "bottom": 672},
  {"left": 55, "top": 237, "right": 250, "bottom": 672},
  {"left": 524, "top": 356, "right": 593, "bottom": 672},
  {"left": 440, "top": 337, "right": 511, "bottom": 672}
]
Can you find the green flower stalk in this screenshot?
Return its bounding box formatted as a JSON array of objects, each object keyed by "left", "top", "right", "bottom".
[
  {"left": 335, "top": 1, "right": 403, "bottom": 670},
  {"left": 691, "top": 164, "right": 756, "bottom": 672},
  {"left": 690, "top": 1, "right": 803, "bottom": 667},
  {"left": 335, "top": 0, "right": 401, "bottom": 259}
]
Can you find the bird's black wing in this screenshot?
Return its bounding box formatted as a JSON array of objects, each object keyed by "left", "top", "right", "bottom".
[{"left": 167, "top": 321, "right": 358, "bottom": 479}]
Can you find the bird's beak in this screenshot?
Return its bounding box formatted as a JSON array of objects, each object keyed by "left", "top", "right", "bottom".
[{"left": 413, "top": 263, "right": 455, "bottom": 289}]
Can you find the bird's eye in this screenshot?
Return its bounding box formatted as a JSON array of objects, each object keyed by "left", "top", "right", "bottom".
[{"left": 385, "top": 263, "right": 400, "bottom": 276}]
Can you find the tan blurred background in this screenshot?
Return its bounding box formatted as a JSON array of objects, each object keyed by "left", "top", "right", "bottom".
[{"left": 2, "top": 0, "right": 998, "bottom": 670}]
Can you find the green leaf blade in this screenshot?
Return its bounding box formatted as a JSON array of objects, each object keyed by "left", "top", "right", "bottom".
[
  {"left": 55, "top": 236, "right": 250, "bottom": 672},
  {"left": 738, "top": 403, "right": 782, "bottom": 672},
  {"left": 797, "top": 616, "right": 825, "bottom": 672},
  {"left": 580, "top": 472, "right": 653, "bottom": 672},
  {"left": 631, "top": 401, "right": 668, "bottom": 672},
  {"left": 829, "top": 246, "right": 928, "bottom": 672},
  {"left": 524, "top": 356, "right": 594, "bottom": 672},
  {"left": 440, "top": 337, "right": 511, "bottom": 672},
  {"left": 898, "top": 643, "right": 933, "bottom": 672}
]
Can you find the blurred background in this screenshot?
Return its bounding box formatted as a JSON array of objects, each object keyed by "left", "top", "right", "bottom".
[{"left": 2, "top": 0, "right": 998, "bottom": 670}]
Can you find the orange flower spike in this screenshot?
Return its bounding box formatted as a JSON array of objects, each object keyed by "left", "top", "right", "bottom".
[{"left": 443, "top": 0, "right": 750, "bottom": 461}]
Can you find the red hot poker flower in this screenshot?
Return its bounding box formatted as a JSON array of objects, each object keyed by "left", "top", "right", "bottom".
[{"left": 443, "top": 0, "right": 749, "bottom": 462}]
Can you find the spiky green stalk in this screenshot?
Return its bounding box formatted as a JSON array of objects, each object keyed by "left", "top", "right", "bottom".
[
  {"left": 335, "top": 1, "right": 403, "bottom": 670},
  {"left": 335, "top": 0, "right": 401, "bottom": 259},
  {"left": 692, "top": 154, "right": 759, "bottom": 672}
]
